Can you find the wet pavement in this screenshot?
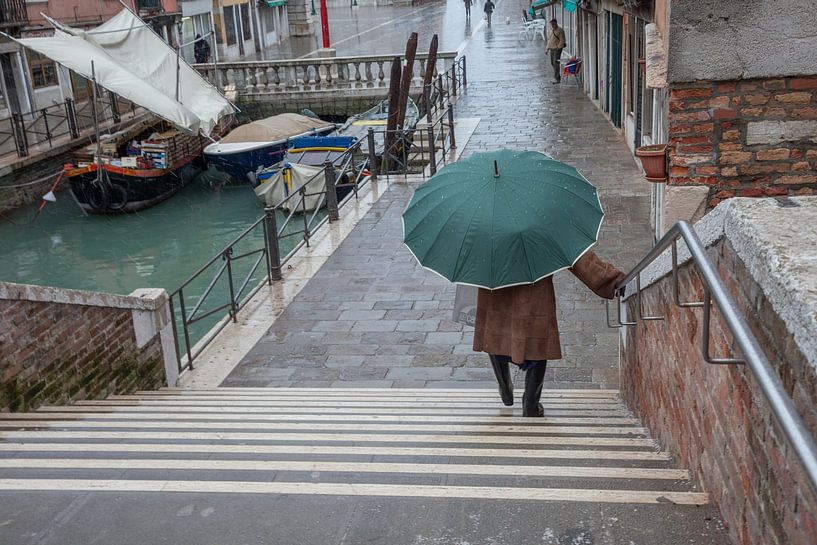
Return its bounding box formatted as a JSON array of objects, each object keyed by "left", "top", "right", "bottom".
[
  {"left": 223, "top": 0, "right": 654, "bottom": 389},
  {"left": 249, "top": 0, "right": 481, "bottom": 59}
]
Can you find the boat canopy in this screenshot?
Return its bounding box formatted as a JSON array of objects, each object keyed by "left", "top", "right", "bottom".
[
  {"left": 218, "top": 113, "right": 335, "bottom": 144},
  {"left": 12, "top": 9, "right": 234, "bottom": 135}
]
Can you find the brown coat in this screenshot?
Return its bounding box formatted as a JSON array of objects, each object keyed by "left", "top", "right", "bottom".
[{"left": 472, "top": 251, "right": 625, "bottom": 363}]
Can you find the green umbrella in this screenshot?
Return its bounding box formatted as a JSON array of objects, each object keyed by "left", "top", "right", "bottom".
[{"left": 402, "top": 149, "right": 603, "bottom": 289}]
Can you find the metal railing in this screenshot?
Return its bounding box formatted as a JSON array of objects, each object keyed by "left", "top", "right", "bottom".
[
  {"left": 170, "top": 102, "right": 458, "bottom": 371},
  {"left": 0, "top": 0, "right": 28, "bottom": 26},
  {"left": 0, "top": 93, "right": 142, "bottom": 159},
  {"left": 606, "top": 220, "right": 817, "bottom": 496},
  {"left": 422, "top": 55, "right": 466, "bottom": 122}
]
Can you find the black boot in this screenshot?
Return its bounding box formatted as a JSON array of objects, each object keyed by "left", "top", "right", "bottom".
[
  {"left": 522, "top": 361, "right": 547, "bottom": 417},
  {"left": 489, "top": 355, "right": 514, "bottom": 406}
]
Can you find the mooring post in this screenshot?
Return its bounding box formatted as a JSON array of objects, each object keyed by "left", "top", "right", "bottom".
[
  {"left": 447, "top": 106, "right": 456, "bottom": 150},
  {"left": 427, "top": 125, "right": 437, "bottom": 176},
  {"left": 264, "top": 207, "right": 283, "bottom": 281},
  {"left": 367, "top": 127, "right": 378, "bottom": 181},
  {"left": 324, "top": 161, "right": 339, "bottom": 222}
]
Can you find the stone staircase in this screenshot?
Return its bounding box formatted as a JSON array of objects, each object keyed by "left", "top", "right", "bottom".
[{"left": 0, "top": 388, "right": 728, "bottom": 544}]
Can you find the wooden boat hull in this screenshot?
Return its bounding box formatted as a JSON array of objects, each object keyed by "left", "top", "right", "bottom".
[{"left": 68, "top": 161, "right": 202, "bottom": 214}]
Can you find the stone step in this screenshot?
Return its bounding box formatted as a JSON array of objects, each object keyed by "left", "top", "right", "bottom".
[{"left": 0, "top": 388, "right": 724, "bottom": 545}]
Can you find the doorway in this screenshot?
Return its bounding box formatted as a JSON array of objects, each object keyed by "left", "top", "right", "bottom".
[{"left": 605, "top": 11, "right": 623, "bottom": 128}]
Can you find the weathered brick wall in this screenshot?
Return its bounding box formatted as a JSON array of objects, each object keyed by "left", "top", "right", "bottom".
[
  {"left": 621, "top": 239, "right": 817, "bottom": 545},
  {"left": 0, "top": 284, "right": 174, "bottom": 412},
  {"left": 668, "top": 76, "right": 817, "bottom": 207}
]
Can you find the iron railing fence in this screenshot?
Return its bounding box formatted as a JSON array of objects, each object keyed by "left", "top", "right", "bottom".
[
  {"left": 0, "top": 0, "right": 28, "bottom": 26},
  {"left": 0, "top": 92, "right": 142, "bottom": 159},
  {"left": 422, "top": 55, "right": 466, "bottom": 121},
  {"left": 171, "top": 103, "right": 458, "bottom": 371},
  {"left": 606, "top": 220, "right": 817, "bottom": 497}
]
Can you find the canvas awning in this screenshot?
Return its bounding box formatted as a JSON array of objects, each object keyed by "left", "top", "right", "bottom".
[
  {"left": 12, "top": 9, "right": 234, "bottom": 135},
  {"left": 263, "top": 0, "right": 286, "bottom": 7}
]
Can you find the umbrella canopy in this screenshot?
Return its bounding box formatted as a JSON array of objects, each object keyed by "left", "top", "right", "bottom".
[{"left": 402, "top": 150, "right": 603, "bottom": 289}]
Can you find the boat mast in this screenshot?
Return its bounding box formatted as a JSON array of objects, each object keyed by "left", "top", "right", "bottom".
[{"left": 90, "top": 61, "right": 104, "bottom": 185}]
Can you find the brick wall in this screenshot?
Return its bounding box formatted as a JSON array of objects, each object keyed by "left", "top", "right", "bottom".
[
  {"left": 620, "top": 239, "right": 817, "bottom": 545},
  {"left": 668, "top": 76, "right": 817, "bottom": 207},
  {"left": 0, "top": 283, "right": 176, "bottom": 411}
]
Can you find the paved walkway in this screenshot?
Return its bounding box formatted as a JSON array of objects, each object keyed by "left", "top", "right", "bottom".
[{"left": 224, "top": 0, "right": 653, "bottom": 390}]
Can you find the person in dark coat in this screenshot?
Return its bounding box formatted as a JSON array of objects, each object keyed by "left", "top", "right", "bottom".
[
  {"left": 473, "top": 251, "right": 625, "bottom": 416},
  {"left": 464, "top": 0, "right": 472, "bottom": 18},
  {"left": 483, "top": 0, "right": 495, "bottom": 26},
  {"left": 194, "top": 34, "right": 211, "bottom": 64}
]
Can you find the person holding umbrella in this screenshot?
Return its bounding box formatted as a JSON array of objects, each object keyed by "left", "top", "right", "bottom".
[{"left": 403, "top": 150, "right": 625, "bottom": 417}]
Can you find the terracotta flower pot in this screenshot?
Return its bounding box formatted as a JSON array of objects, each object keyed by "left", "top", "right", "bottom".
[{"left": 635, "top": 144, "right": 667, "bottom": 182}]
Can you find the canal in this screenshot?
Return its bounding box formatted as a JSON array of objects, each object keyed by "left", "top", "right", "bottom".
[{"left": 0, "top": 168, "right": 310, "bottom": 344}]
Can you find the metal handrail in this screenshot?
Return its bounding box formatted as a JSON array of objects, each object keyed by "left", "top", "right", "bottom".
[{"left": 607, "top": 220, "right": 817, "bottom": 496}]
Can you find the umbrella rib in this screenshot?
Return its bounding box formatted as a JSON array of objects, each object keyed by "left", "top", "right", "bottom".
[
  {"left": 409, "top": 185, "right": 489, "bottom": 267},
  {"left": 497, "top": 184, "right": 535, "bottom": 282}
]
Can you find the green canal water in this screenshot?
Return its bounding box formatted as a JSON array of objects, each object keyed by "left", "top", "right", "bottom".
[{"left": 0, "top": 167, "right": 309, "bottom": 346}]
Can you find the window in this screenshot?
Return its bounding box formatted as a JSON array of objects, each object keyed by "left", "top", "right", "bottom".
[
  {"left": 27, "top": 51, "right": 58, "bottom": 89},
  {"left": 224, "top": 6, "right": 237, "bottom": 46},
  {"left": 263, "top": 7, "right": 276, "bottom": 33},
  {"left": 240, "top": 3, "right": 252, "bottom": 41}
]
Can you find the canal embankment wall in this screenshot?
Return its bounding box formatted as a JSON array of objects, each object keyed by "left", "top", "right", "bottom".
[
  {"left": 0, "top": 282, "right": 178, "bottom": 412},
  {"left": 619, "top": 197, "right": 817, "bottom": 545}
]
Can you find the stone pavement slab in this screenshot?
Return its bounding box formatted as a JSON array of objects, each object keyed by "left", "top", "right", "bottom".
[{"left": 223, "top": 0, "right": 653, "bottom": 390}]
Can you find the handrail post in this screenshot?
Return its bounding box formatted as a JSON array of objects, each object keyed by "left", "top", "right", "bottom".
[
  {"left": 427, "top": 124, "right": 437, "bottom": 176},
  {"left": 423, "top": 83, "right": 431, "bottom": 121},
  {"left": 437, "top": 73, "right": 445, "bottom": 110},
  {"left": 451, "top": 64, "right": 458, "bottom": 97},
  {"left": 447, "top": 105, "right": 456, "bottom": 150},
  {"left": 65, "top": 98, "right": 79, "bottom": 139},
  {"left": 224, "top": 249, "right": 238, "bottom": 323},
  {"left": 324, "top": 160, "right": 339, "bottom": 222},
  {"left": 264, "top": 207, "right": 283, "bottom": 281},
  {"left": 367, "top": 127, "right": 378, "bottom": 181},
  {"left": 461, "top": 56, "right": 467, "bottom": 88}
]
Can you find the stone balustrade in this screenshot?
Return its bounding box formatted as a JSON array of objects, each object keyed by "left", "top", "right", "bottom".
[{"left": 194, "top": 52, "right": 458, "bottom": 100}]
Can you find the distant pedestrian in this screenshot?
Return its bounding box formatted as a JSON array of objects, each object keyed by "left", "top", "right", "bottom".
[
  {"left": 464, "top": 0, "right": 472, "bottom": 18},
  {"left": 545, "top": 18, "right": 566, "bottom": 83},
  {"left": 194, "top": 34, "right": 211, "bottom": 64},
  {"left": 483, "top": 0, "right": 495, "bottom": 26}
]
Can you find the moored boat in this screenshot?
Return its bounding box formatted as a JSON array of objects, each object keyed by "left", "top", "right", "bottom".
[
  {"left": 204, "top": 113, "right": 336, "bottom": 183},
  {"left": 336, "top": 98, "right": 420, "bottom": 154},
  {"left": 9, "top": 8, "right": 236, "bottom": 215},
  {"left": 66, "top": 120, "right": 231, "bottom": 214}
]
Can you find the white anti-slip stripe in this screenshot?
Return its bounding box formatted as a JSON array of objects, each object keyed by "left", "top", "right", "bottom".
[
  {"left": 133, "top": 391, "right": 621, "bottom": 399},
  {"left": 0, "top": 479, "right": 709, "bottom": 505},
  {"left": 0, "top": 443, "right": 671, "bottom": 460},
  {"left": 107, "top": 396, "right": 621, "bottom": 405},
  {"left": 5, "top": 413, "right": 641, "bottom": 425},
  {"left": 0, "top": 421, "right": 647, "bottom": 436},
  {"left": 0, "top": 430, "right": 655, "bottom": 447},
  {"left": 0, "top": 459, "right": 690, "bottom": 480},
  {"left": 159, "top": 388, "right": 621, "bottom": 394},
  {"left": 36, "top": 406, "right": 631, "bottom": 417},
  {"left": 76, "top": 398, "right": 623, "bottom": 410}
]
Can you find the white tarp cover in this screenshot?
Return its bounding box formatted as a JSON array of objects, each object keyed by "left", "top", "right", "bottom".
[
  {"left": 14, "top": 9, "right": 233, "bottom": 135},
  {"left": 254, "top": 164, "right": 326, "bottom": 212},
  {"left": 220, "top": 114, "right": 334, "bottom": 144}
]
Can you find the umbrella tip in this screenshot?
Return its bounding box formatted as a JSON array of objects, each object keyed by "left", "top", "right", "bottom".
[{"left": 493, "top": 160, "right": 499, "bottom": 178}]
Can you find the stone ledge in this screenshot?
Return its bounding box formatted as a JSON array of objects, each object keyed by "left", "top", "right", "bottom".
[
  {"left": 0, "top": 281, "right": 167, "bottom": 311},
  {"left": 627, "top": 196, "right": 817, "bottom": 372}
]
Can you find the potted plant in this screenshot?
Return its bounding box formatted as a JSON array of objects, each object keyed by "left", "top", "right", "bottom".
[{"left": 635, "top": 144, "right": 667, "bottom": 182}]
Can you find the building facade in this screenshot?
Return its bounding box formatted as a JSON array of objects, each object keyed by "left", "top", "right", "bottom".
[
  {"left": 0, "top": 0, "right": 181, "bottom": 117},
  {"left": 557, "top": 0, "right": 817, "bottom": 238}
]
